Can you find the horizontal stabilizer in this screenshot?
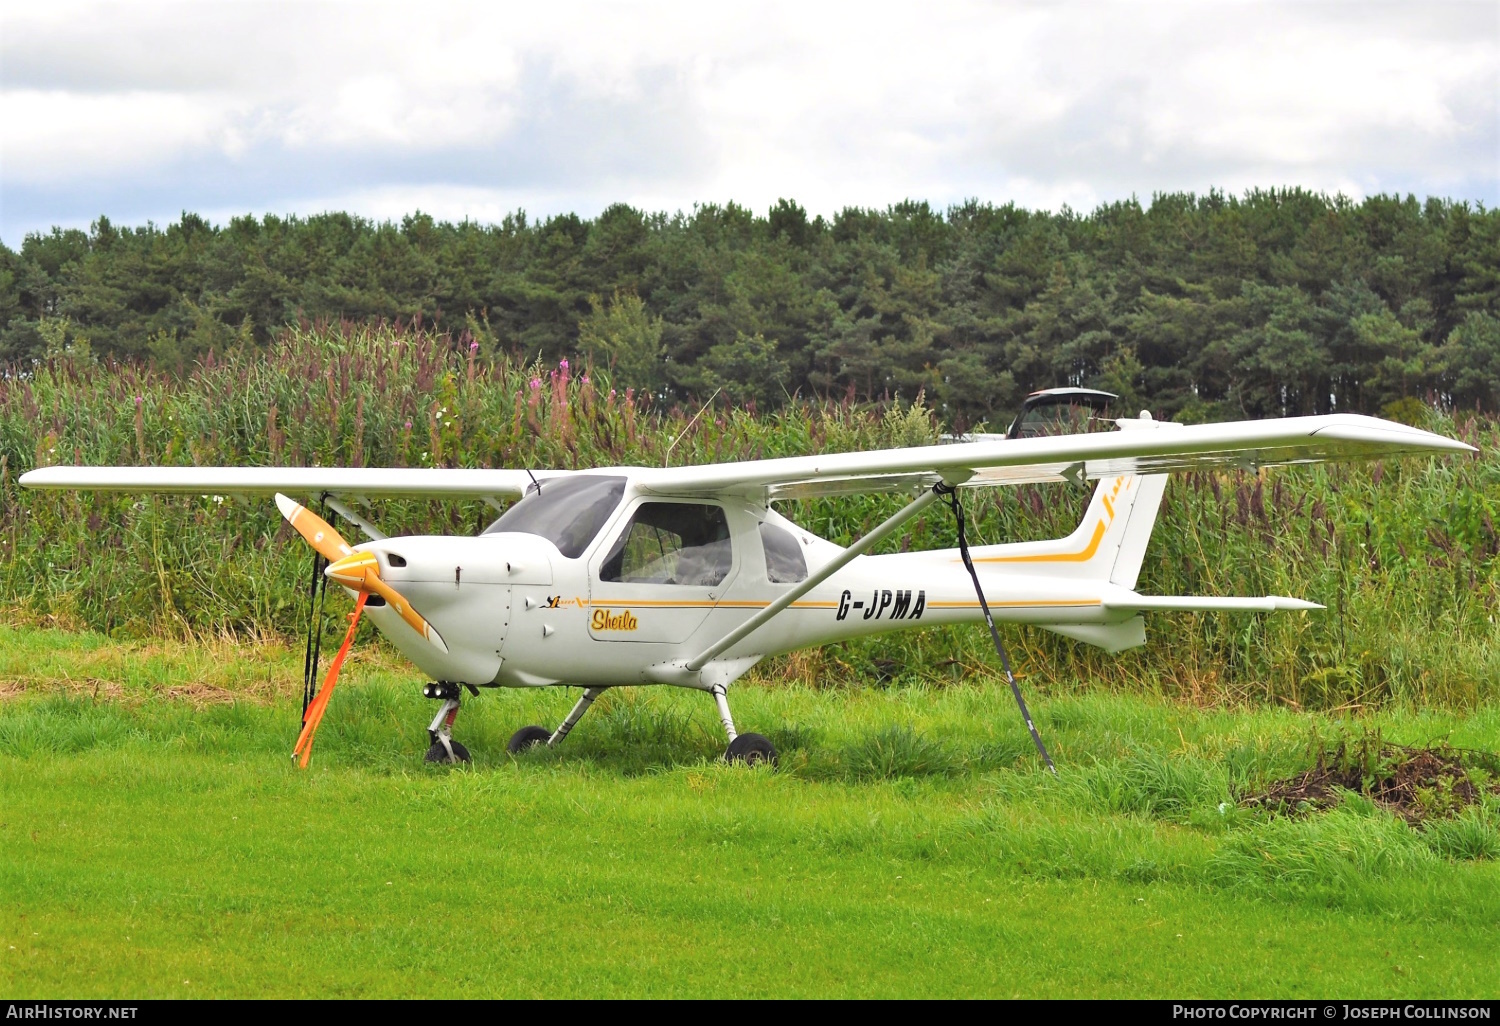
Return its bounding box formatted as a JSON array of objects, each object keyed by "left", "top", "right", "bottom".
[{"left": 1105, "top": 595, "right": 1324, "bottom": 612}]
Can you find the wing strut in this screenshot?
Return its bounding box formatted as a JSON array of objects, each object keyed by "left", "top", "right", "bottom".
[
  {"left": 685, "top": 486, "right": 947, "bottom": 672},
  {"left": 934, "top": 482, "right": 1058, "bottom": 776},
  {"left": 324, "top": 496, "right": 387, "bottom": 541}
]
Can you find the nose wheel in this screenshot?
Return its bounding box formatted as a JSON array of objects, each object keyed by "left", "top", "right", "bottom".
[
  {"left": 423, "top": 682, "right": 472, "bottom": 764},
  {"left": 425, "top": 735, "right": 470, "bottom": 764}
]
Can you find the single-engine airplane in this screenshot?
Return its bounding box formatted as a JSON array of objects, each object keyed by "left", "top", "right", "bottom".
[{"left": 20, "top": 391, "right": 1475, "bottom": 769}]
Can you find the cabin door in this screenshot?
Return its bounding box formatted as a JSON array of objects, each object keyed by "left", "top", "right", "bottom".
[{"left": 588, "top": 500, "right": 737, "bottom": 643}]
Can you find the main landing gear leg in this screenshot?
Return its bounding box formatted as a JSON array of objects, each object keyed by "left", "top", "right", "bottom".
[
  {"left": 422, "top": 682, "right": 471, "bottom": 764},
  {"left": 714, "top": 683, "right": 777, "bottom": 767},
  {"left": 507, "top": 687, "right": 607, "bottom": 754},
  {"left": 711, "top": 683, "right": 737, "bottom": 741},
  {"left": 549, "top": 687, "right": 606, "bottom": 745}
]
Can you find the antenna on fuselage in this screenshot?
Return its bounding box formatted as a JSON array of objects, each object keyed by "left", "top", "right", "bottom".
[
  {"left": 525, "top": 469, "right": 541, "bottom": 495},
  {"left": 664, "top": 387, "right": 722, "bottom": 468}
]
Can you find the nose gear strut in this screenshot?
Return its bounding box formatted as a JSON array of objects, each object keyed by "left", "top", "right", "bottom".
[{"left": 423, "top": 682, "right": 475, "bottom": 764}]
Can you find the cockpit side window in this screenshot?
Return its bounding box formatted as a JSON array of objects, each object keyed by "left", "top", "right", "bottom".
[
  {"left": 600, "top": 502, "right": 732, "bottom": 586},
  {"left": 482, "top": 475, "right": 626, "bottom": 558},
  {"left": 759, "top": 522, "right": 807, "bottom": 584}
]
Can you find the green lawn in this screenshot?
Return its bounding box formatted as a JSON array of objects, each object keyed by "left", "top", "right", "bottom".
[{"left": 1, "top": 625, "right": 1497, "bottom": 998}]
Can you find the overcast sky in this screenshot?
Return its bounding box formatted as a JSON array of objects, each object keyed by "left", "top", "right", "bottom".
[{"left": 1, "top": 0, "right": 1496, "bottom": 245}]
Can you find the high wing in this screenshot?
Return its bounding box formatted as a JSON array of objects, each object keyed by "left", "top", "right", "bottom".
[
  {"left": 630, "top": 413, "right": 1474, "bottom": 499},
  {"left": 18, "top": 414, "right": 1474, "bottom": 504},
  {"left": 16, "top": 465, "right": 557, "bottom": 501}
]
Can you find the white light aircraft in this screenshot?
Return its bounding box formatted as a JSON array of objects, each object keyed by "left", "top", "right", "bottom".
[{"left": 20, "top": 392, "right": 1474, "bottom": 769}]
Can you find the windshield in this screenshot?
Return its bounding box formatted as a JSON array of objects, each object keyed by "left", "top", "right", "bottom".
[{"left": 482, "top": 475, "right": 627, "bottom": 558}]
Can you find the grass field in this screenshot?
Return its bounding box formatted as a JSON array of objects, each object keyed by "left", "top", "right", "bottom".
[{"left": 2, "top": 625, "right": 1498, "bottom": 998}]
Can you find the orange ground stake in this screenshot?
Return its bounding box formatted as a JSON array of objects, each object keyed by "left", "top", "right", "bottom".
[{"left": 292, "top": 592, "right": 368, "bottom": 768}]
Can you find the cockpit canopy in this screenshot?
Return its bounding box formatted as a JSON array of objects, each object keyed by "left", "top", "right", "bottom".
[
  {"left": 1005, "top": 388, "right": 1118, "bottom": 440},
  {"left": 482, "top": 474, "right": 626, "bottom": 558}
]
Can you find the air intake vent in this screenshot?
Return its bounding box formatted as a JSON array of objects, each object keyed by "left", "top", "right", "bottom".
[{"left": 386, "top": 553, "right": 407, "bottom": 568}]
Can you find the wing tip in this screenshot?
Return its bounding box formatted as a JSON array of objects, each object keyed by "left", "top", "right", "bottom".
[
  {"left": 16, "top": 466, "right": 61, "bottom": 488},
  {"left": 1312, "top": 421, "right": 1478, "bottom": 454}
]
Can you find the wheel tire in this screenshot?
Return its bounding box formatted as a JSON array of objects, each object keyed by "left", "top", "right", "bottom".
[
  {"left": 507, "top": 724, "right": 552, "bottom": 755},
  {"left": 725, "top": 732, "right": 778, "bottom": 768},
  {"left": 424, "top": 739, "right": 471, "bottom": 764}
]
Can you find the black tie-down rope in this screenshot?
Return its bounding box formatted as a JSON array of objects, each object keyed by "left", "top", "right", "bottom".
[
  {"left": 933, "top": 482, "right": 1057, "bottom": 776},
  {"left": 300, "top": 497, "right": 331, "bottom": 720}
]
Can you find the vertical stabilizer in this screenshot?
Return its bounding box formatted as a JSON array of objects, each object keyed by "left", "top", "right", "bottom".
[{"left": 966, "top": 414, "right": 1172, "bottom": 582}]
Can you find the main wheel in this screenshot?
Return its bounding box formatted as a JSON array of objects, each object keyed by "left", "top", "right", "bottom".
[
  {"left": 424, "top": 739, "right": 471, "bottom": 764},
  {"left": 507, "top": 724, "right": 552, "bottom": 754},
  {"left": 725, "top": 732, "right": 778, "bottom": 768}
]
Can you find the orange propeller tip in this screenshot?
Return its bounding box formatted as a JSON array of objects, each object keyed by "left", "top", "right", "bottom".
[{"left": 277, "top": 493, "right": 355, "bottom": 562}]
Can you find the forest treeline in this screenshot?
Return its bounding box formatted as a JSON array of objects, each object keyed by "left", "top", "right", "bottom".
[{"left": 3, "top": 189, "right": 1497, "bottom": 427}]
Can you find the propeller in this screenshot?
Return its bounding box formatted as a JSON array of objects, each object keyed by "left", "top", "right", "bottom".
[
  {"left": 275, "top": 492, "right": 354, "bottom": 563},
  {"left": 275, "top": 493, "right": 448, "bottom": 767},
  {"left": 275, "top": 493, "right": 448, "bottom": 653}
]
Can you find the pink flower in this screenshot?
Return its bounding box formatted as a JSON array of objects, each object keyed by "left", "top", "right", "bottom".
[
  {"left": 469, "top": 340, "right": 479, "bottom": 351},
  {"left": 404, "top": 420, "right": 412, "bottom": 429},
  {"left": 581, "top": 375, "right": 590, "bottom": 385},
  {"left": 530, "top": 378, "right": 542, "bottom": 389},
  {"left": 135, "top": 396, "right": 143, "bottom": 405},
  {"left": 560, "top": 358, "right": 569, "bottom": 371}
]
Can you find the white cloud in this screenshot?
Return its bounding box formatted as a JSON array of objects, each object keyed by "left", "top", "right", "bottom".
[
  {"left": 0, "top": 0, "right": 1494, "bottom": 243},
  {"left": 2, "top": 88, "right": 239, "bottom": 180}
]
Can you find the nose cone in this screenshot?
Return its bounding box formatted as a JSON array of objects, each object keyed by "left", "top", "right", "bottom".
[{"left": 326, "top": 550, "right": 379, "bottom": 588}]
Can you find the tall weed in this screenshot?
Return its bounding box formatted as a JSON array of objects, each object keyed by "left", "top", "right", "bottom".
[{"left": 2, "top": 323, "right": 1496, "bottom": 707}]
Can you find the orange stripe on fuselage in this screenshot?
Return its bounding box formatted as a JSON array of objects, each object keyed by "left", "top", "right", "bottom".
[
  {"left": 970, "top": 517, "right": 1108, "bottom": 564},
  {"left": 577, "top": 598, "right": 842, "bottom": 610},
  {"left": 966, "top": 474, "right": 1133, "bottom": 565},
  {"left": 926, "top": 598, "right": 1102, "bottom": 608},
  {"left": 584, "top": 597, "right": 1096, "bottom": 610}
]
